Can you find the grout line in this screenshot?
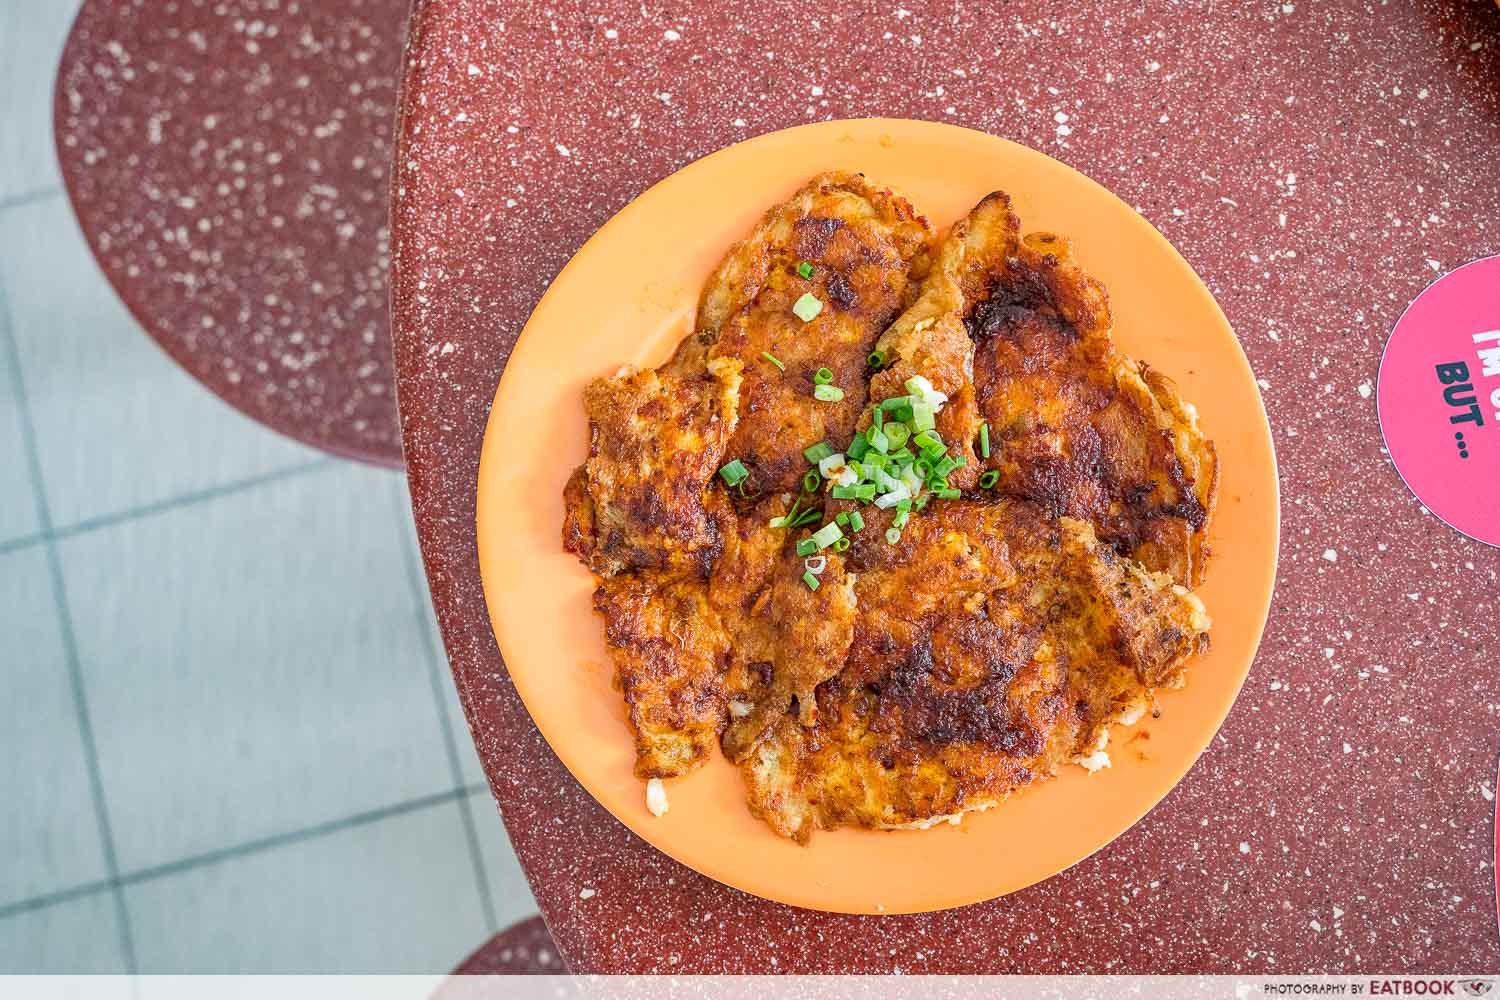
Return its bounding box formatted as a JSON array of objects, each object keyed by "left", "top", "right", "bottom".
[
  {"left": 0, "top": 879, "right": 115, "bottom": 923},
  {"left": 0, "top": 270, "right": 137, "bottom": 973},
  {"left": 0, "top": 532, "right": 45, "bottom": 557},
  {"left": 51, "top": 457, "right": 336, "bottom": 539},
  {"left": 392, "top": 475, "right": 499, "bottom": 932},
  {"left": 0, "top": 187, "right": 62, "bottom": 213},
  {"left": 0, "top": 784, "right": 490, "bottom": 924},
  {"left": 121, "top": 785, "right": 485, "bottom": 887}
]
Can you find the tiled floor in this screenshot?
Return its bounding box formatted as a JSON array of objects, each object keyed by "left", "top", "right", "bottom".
[{"left": 0, "top": 1, "right": 536, "bottom": 974}]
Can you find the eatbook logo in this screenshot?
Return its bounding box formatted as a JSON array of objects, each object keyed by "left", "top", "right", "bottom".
[{"left": 1459, "top": 982, "right": 1494, "bottom": 997}]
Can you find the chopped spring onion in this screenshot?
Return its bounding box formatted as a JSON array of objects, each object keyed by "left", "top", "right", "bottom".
[
  {"left": 718, "top": 459, "right": 749, "bottom": 486},
  {"left": 883, "top": 423, "right": 910, "bottom": 449},
  {"left": 769, "top": 496, "right": 804, "bottom": 528},
  {"left": 979, "top": 421, "right": 991, "bottom": 459},
  {"left": 802, "top": 570, "right": 821, "bottom": 591},
  {"left": 913, "top": 430, "right": 944, "bottom": 456},
  {"left": 848, "top": 510, "right": 865, "bottom": 532},
  {"left": 933, "top": 454, "right": 964, "bottom": 478},
  {"left": 879, "top": 395, "right": 912, "bottom": 411},
  {"left": 867, "top": 350, "right": 886, "bottom": 369},
  {"left": 934, "top": 487, "right": 961, "bottom": 500},
  {"left": 792, "top": 508, "right": 823, "bottom": 527},
  {"left": 811, "top": 521, "right": 844, "bottom": 550},
  {"left": 833, "top": 537, "right": 851, "bottom": 552},
  {"left": 802, "top": 469, "right": 821, "bottom": 493},
  {"left": 835, "top": 511, "right": 850, "bottom": 526},
  {"left": 760, "top": 351, "right": 786, "bottom": 371},
  {"left": 847, "top": 433, "right": 870, "bottom": 460},
  {"left": 979, "top": 469, "right": 1001, "bottom": 489},
  {"left": 796, "top": 538, "right": 818, "bottom": 557},
  {"left": 804, "top": 554, "right": 828, "bottom": 575},
  {"left": 830, "top": 485, "right": 861, "bottom": 500},
  {"left": 893, "top": 509, "right": 910, "bottom": 529},
  {"left": 813, "top": 384, "right": 845, "bottom": 402},
  {"left": 866, "top": 424, "right": 889, "bottom": 454},
  {"left": 797, "top": 261, "right": 815, "bottom": 279},
  {"left": 874, "top": 483, "right": 913, "bottom": 509},
  {"left": 817, "top": 453, "right": 846, "bottom": 478},
  {"left": 792, "top": 292, "right": 824, "bottom": 322},
  {"left": 885, "top": 527, "right": 902, "bottom": 545},
  {"left": 804, "top": 440, "right": 835, "bottom": 464},
  {"left": 909, "top": 399, "right": 936, "bottom": 432},
  {"left": 813, "top": 367, "right": 834, "bottom": 385}
]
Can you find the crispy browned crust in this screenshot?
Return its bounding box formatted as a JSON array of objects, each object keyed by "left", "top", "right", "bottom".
[
  {"left": 561, "top": 180, "right": 1218, "bottom": 838},
  {"left": 877, "top": 193, "right": 1217, "bottom": 586},
  {"left": 562, "top": 358, "right": 742, "bottom": 578},
  {"left": 670, "top": 171, "right": 935, "bottom": 494},
  {"left": 594, "top": 572, "right": 728, "bottom": 779},
  {"left": 740, "top": 500, "right": 1210, "bottom": 842}
]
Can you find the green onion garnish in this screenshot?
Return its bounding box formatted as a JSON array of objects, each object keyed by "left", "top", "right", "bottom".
[
  {"left": 761, "top": 351, "right": 786, "bottom": 371},
  {"left": 835, "top": 511, "right": 850, "bottom": 526},
  {"left": 913, "top": 430, "right": 944, "bottom": 455},
  {"left": 853, "top": 483, "right": 877, "bottom": 502},
  {"left": 914, "top": 494, "right": 931, "bottom": 510},
  {"left": 792, "top": 292, "right": 823, "bottom": 322},
  {"left": 909, "top": 399, "right": 936, "bottom": 432},
  {"left": 802, "top": 469, "right": 821, "bottom": 493},
  {"left": 868, "top": 350, "right": 886, "bottom": 369},
  {"left": 813, "top": 384, "right": 844, "bottom": 402},
  {"left": 796, "top": 538, "right": 818, "bottom": 557},
  {"left": 847, "top": 433, "right": 870, "bottom": 460},
  {"left": 813, "top": 367, "right": 834, "bottom": 386},
  {"left": 770, "top": 496, "right": 804, "bottom": 529},
  {"left": 848, "top": 510, "right": 865, "bottom": 532},
  {"left": 830, "top": 485, "right": 860, "bottom": 500},
  {"left": 934, "top": 487, "right": 961, "bottom": 500},
  {"left": 879, "top": 395, "right": 912, "bottom": 411},
  {"left": 979, "top": 469, "right": 1000, "bottom": 489},
  {"left": 979, "top": 421, "right": 990, "bottom": 459},
  {"left": 893, "top": 509, "right": 910, "bottom": 529},
  {"left": 934, "top": 455, "right": 962, "bottom": 478},
  {"left": 811, "top": 522, "right": 844, "bottom": 550},
  {"left": 793, "top": 509, "right": 823, "bottom": 527},
  {"left": 885, "top": 527, "right": 902, "bottom": 545},
  {"left": 803, "top": 441, "right": 835, "bottom": 464},
  {"left": 866, "top": 425, "right": 889, "bottom": 454},
  {"left": 718, "top": 459, "right": 749, "bottom": 486},
  {"left": 802, "top": 570, "right": 820, "bottom": 591},
  {"left": 884, "top": 423, "right": 910, "bottom": 449},
  {"left": 833, "top": 537, "right": 851, "bottom": 552},
  {"left": 797, "top": 261, "right": 815, "bottom": 279}
]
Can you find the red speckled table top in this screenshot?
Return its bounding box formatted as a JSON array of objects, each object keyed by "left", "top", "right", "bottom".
[
  {"left": 55, "top": 0, "right": 410, "bottom": 466},
  {"left": 391, "top": 0, "right": 1500, "bottom": 973}
]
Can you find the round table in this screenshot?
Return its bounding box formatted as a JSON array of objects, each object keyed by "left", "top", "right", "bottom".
[
  {"left": 55, "top": 0, "right": 410, "bottom": 466},
  {"left": 391, "top": 0, "right": 1500, "bottom": 973}
]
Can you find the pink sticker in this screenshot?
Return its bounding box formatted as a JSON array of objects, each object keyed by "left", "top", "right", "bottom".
[{"left": 1377, "top": 255, "right": 1500, "bottom": 548}]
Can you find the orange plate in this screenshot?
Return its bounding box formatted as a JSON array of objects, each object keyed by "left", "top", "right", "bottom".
[{"left": 476, "top": 119, "right": 1279, "bottom": 915}]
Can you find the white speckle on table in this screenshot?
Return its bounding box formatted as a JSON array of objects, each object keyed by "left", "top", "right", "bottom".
[{"left": 1322, "top": 548, "right": 1338, "bottom": 562}]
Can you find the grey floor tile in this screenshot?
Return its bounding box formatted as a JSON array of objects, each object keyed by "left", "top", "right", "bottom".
[
  {"left": 57, "top": 463, "right": 455, "bottom": 873},
  {"left": 0, "top": 1, "right": 78, "bottom": 200},
  {"left": 0, "top": 197, "right": 315, "bottom": 528},
  {"left": 0, "top": 306, "right": 41, "bottom": 545},
  {"left": 125, "top": 799, "right": 488, "bottom": 973},
  {"left": 466, "top": 790, "right": 538, "bottom": 932},
  {"left": 0, "top": 545, "right": 108, "bottom": 907},
  {"left": 396, "top": 502, "right": 487, "bottom": 787},
  {"left": 0, "top": 892, "right": 128, "bottom": 974}
]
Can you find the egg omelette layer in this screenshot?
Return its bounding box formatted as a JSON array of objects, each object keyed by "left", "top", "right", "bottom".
[{"left": 561, "top": 172, "right": 1218, "bottom": 842}]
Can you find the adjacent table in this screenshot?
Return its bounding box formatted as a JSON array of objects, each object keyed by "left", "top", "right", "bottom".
[
  {"left": 56, "top": 0, "right": 410, "bottom": 466},
  {"left": 413, "top": 0, "right": 1499, "bottom": 973}
]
